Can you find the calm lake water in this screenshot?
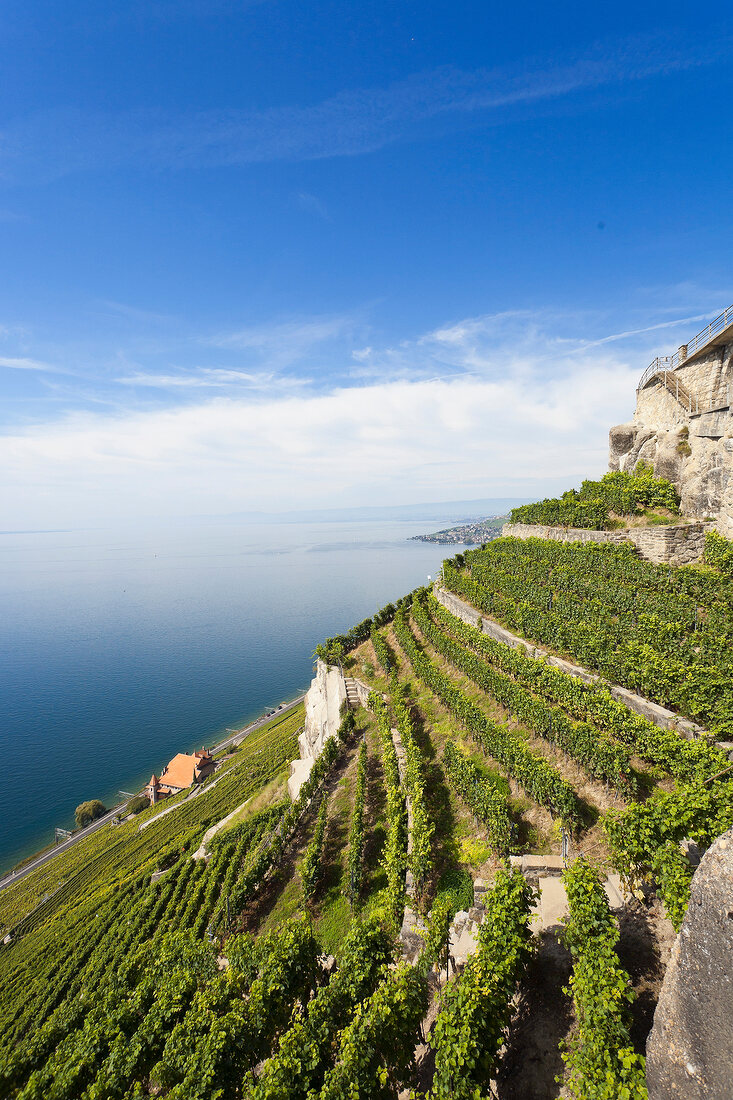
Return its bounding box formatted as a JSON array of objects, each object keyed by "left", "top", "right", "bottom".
[{"left": 0, "top": 516, "right": 470, "bottom": 872}]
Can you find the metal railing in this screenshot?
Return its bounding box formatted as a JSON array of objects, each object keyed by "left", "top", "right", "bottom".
[
  {"left": 658, "top": 370, "right": 699, "bottom": 414},
  {"left": 638, "top": 303, "right": 733, "bottom": 390}
]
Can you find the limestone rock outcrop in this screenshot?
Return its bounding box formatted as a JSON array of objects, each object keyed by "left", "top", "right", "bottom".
[
  {"left": 646, "top": 827, "right": 733, "bottom": 1099},
  {"left": 609, "top": 338, "right": 733, "bottom": 537},
  {"left": 287, "top": 659, "right": 347, "bottom": 799}
]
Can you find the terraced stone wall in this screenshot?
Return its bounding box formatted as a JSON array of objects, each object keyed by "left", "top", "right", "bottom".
[{"left": 501, "top": 521, "right": 708, "bottom": 565}]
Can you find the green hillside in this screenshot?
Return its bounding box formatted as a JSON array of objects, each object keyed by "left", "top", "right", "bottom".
[{"left": 1, "top": 527, "right": 732, "bottom": 1099}]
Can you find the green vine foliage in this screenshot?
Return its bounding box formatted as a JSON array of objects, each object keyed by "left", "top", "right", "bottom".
[
  {"left": 510, "top": 464, "right": 678, "bottom": 529},
  {"left": 604, "top": 779, "right": 733, "bottom": 931},
  {"left": 429, "top": 867, "right": 536, "bottom": 1099},
  {"left": 442, "top": 741, "right": 514, "bottom": 856},
  {"left": 252, "top": 917, "right": 395, "bottom": 1100},
  {"left": 413, "top": 593, "right": 634, "bottom": 791},
  {"left": 301, "top": 797, "right": 328, "bottom": 903},
  {"left": 318, "top": 962, "right": 428, "bottom": 1100},
  {"left": 430, "top": 589, "right": 726, "bottom": 783},
  {"left": 369, "top": 694, "right": 408, "bottom": 929},
  {"left": 314, "top": 592, "right": 417, "bottom": 666},
  {"left": 157, "top": 917, "right": 318, "bottom": 1100},
  {"left": 346, "top": 741, "right": 367, "bottom": 908},
  {"left": 704, "top": 529, "right": 733, "bottom": 577},
  {"left": 393, "top": 608, "right": 580, "bottom": 827},
  {"left": 442, "top": 537, "right": 733, "bottom": 735},
  {"left": 389, "top": 680, "right": 434, "bottom": 903},
  {"left": 651, "top": 841, "right": 694, "bottom": 932},
  {"left": 560, "top": 859, "right": 647, "bottom": 1100},
  {"left": 371, "top": 627, "right": 394, "bottom": 673},
  {"left": 11, "top": 918, "right": 318, "bottom": 1100}
]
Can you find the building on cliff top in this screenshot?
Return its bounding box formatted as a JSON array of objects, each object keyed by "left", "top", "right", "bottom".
[
  {"left": 609, "top": 303, "right": 733, "bottom": 537},
  {"left": 144, "top": 748, "right": 214, "bottom": 802}
]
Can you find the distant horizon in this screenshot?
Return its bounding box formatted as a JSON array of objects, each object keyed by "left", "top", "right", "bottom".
[{"left": 0, "top": 494, "right": 538, "bottom": 534}]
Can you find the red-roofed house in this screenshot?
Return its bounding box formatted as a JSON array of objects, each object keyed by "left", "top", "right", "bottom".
[{"left": 144, "top": 748, "right": 214, "bottom": 801}]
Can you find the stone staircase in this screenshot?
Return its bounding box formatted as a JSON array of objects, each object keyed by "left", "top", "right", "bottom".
[
  {"left": 656, "top": 369, "right": 700, "bottom": 414},
  {"left": 344, "top": 677, "right": 362, "bottom": 709}
]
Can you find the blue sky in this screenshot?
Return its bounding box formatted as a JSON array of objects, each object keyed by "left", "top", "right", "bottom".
[{"left": 2, "top": 1, "right": 733, "bottom": 526}]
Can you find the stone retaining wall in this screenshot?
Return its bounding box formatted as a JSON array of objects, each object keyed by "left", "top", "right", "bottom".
[{"left": 501, "top": 521, "right": 707, "bottom": 566}]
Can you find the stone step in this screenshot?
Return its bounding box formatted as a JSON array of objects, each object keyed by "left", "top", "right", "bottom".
[
  {"left": 604, "top": 873, "right": 628, "bottom": 910},
  {"left": 531, "top": 876, "right": 569, "bottom": 932},
  {"left": 450, "top": 920, "right": 479, "bottom": 964},
  {"left": 511, "top": 853, "right": 565, "bottom": 876}
]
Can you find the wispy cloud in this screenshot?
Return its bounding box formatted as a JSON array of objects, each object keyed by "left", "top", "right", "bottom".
[
  {"left": 115, "top": 368, "right": 311, "bottom": 390},
  {"left": 0, "top": 355, "right": 55, "bottom": 372},
  {"left": 1, "top": 30, "right": 728, "bottom": 180},
  {"left": 294, "top": 191, "right": 331, "bottom": 221},
  {"left": 207, "top": 313, "right": 359, "bottom": 374},
  {"left": 567, "top": 310, "right": 722, "bottom": 352},
  {"left": 96, "top": 300, "right": 177, "bottom": 324}
]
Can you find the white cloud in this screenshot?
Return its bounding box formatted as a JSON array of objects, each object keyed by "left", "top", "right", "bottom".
[
  {"left": 0, "top": 349, "right": 639, "bottom": 527},
  {"left": 6, "top": 296, "right": 716, "bottom": 528}
]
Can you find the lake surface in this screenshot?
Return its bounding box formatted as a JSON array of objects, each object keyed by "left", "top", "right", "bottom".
[{"left": 0, "top": 517, "right": 470, "bottom": 872}]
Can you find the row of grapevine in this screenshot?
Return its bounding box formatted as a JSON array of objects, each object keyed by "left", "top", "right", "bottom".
[
  {"left": 2, "top": 803, "right": 290, "bottom": 1078},
  {"left": 0, "top": 709, "right": 303, "bottom": 1049},
  {"left": 301, "top": 797, "right": 328, "bottom": 902},
  {"left": 442, "top": 540, "right": 733, "bottom": 732},
  {"left": 459, "top": 532, "right": 733, "bottom": 609},
  {"left": 226, "top": 733, "right": 346, "bottom": 917},
  {"left": 389, "top": 680, "right": 434, "bottom": 902},
  {"left": 704, "top": 529, "right": 733, "bottom": 577},
  {"left": 393, "top": 608, "right": 580, "bottom": 827},
  {"left": 301, "top": 893, "right": 454, "bottom": 1100},
  {"left": 430, "top": 590, "right": 727, "bottom": 783},
  {"left": 1, "top": 704, "right": 302, "bottom": 937},
  {"left": 442, "top": 741, "right": 514, "bottom": 855},
  {"left": 319, "top": 962, "right": 427, "bottom": 1099},
  {"left": 560, "top": 858, "right": 647, "bottom": 1099},
  {"left": 369, "top": 694, "right": 408, "bottom": 928},
  {"left": 14, "top": 917, "right": 318, "bottom": 1100},
  {"left": 315, "top": 592, "right": 416, "bottom": 666},
  {"left": 413, "top": 594, "right": 634, "bottom": 790},
  {"left": 429, "top": 866, "right": 535, "bottom": 1099},
  {"left": 346, "top": 741, "right": 367, "bottom": 907},
  {"left": 0, "top": 882, "right": 146, "bottom": 1089},
  {"left": 162, "top": 918, "right": 318, "bottom": 1100},
  {"left": 370, "top": 626, "right": 393, "bottom": 673},
  {"left": 208, "top": 807, "right": 283, "bottom": 930}
]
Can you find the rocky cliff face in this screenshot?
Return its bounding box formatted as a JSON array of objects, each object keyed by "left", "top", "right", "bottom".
[
  {"left": 609, "top": 340, "right": 733, "bottom": 537},
  {"left": 646, "top": 827, "right": 733, "bottom": 1099}
]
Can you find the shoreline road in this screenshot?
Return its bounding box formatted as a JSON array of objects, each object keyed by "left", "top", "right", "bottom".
[
  {"left": 214, "top": 693, "right": 306, "bottom": 753},
  {"left": 0, "top": 692, "right": 307, "bottom": 897}
]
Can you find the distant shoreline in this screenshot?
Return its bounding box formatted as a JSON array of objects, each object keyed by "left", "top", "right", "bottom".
[{"left": 409, "top": 514, "right": 509, "bottom": 546}]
